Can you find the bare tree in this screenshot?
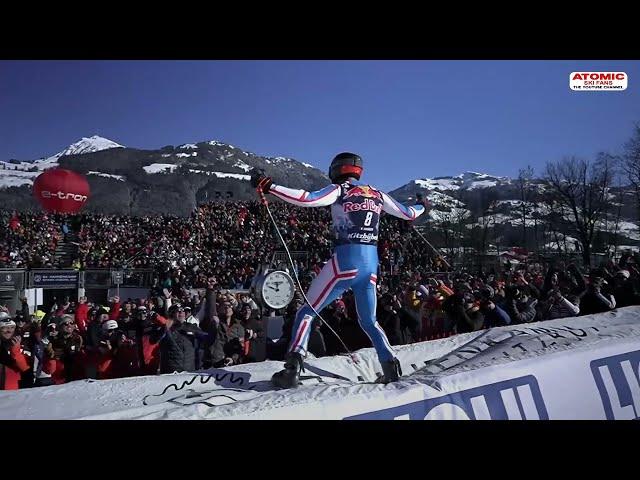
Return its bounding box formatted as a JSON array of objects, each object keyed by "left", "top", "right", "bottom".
[
  {"left": 605, "top": 188, "right": 624, "bottom": 259},
  {"left": 622, "top": 122, "right": 640, "bottom": 233},
  {"left": 516, "top": 165, "right": 534, "bottom": 250},
  {"left": 545, "top": 154, "right": 614, "bottom": 267},
  {"left": 478, "top": 193, "right": 498, "bottom": 256}
]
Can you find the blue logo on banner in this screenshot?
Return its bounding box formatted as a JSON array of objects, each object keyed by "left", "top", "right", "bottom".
[
  {"left": 591, "top": 349, "right": 640, "bottom": 420},
  {"left": 345, "top": 375, "right": 548, "bottom": 420}
]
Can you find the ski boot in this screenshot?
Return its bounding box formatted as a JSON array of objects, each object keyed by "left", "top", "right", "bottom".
[
  {"left": 376, "top": 358, "right": 402, "bottom": 384},
  {"left": 271, "top": 352, "right": 305, "bottom": 389}
]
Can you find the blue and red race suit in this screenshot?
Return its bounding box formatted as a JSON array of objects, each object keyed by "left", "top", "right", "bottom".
[{"left": 269, "top": 180, "right": 426, "bottom": 361}]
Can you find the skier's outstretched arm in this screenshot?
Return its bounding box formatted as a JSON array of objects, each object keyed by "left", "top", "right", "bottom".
[
  {"left": 250, "top": 168, "right": 340, "bottom": 207},
  {"left": 381, "top": 192, "right": 427, "bottom": 221},
  {"left": 269, "top": 183, "right": 340, "bottom": 207}
]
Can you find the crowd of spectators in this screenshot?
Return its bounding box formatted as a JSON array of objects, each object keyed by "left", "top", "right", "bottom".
[
  {"left": 2, "top": 204, "right": 640, "bottom": 390},
  {"left": 0, "top": 211, "right": 64, "bottom": 268}
]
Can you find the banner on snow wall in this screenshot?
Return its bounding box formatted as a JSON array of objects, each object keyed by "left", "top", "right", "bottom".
[
  {"left": 130, "top": 307, "right": 640, "bottom": 420},
  {"left": 1, "top": 307, "right": 639, "bottom": 419}
]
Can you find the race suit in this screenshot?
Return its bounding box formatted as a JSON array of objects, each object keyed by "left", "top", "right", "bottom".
[{"left": 268, "top": 180, "right": 426, "bottom": 361}]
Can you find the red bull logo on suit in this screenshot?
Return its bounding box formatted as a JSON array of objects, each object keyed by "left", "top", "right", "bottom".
[
  {"left": 343, "top": 185, "right": 382, "bottom": 200},
  {"left": 343, "top": 198, "right": 383, "bottom": 214}
]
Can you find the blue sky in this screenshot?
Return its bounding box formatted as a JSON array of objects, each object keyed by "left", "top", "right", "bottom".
[{"left": 1, "top": 60, "right": 638, "bottom": 190}]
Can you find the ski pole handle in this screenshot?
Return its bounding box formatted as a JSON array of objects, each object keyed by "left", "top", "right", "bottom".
[{"left": 256, "top": 187, "right": 268, "bottom": 206}]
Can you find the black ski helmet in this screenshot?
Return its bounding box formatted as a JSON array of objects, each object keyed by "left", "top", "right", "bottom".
[{"left": 329, "top": 152, "right": 363, "bottom": 183}]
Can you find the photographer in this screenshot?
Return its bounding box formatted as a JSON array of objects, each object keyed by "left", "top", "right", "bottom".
[
  {"left": 580, "top": 274, "right": 616, "bottom": 315},
  {"left": 443, "top": 290, "right": 484, "bottom": 334},
  {"left": 239, "top": 304, "right": 266, "bottom": 363},
  {"left": 503, "top": 286, "right": 537, "bottom": 324},
  {"left": 543, "top": 287, "right": 580, "bottom": 320},
  {"left": 611, "top": 269, "right": 640, "bottom": 308},
  {"left": 478, "top": 286, "right": 511, "bottom": 328}
]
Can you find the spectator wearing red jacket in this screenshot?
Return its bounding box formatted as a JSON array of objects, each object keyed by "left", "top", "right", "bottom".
[
  {"left": 50, "top": 315, "right": 83, "bottom": 384},
  {"left": 94, "top": 320, "right": 120, "bottom": 380},
  {"left": 135, "top": 306, "right": 162, "bottom": 376},
  {"left": 0, "top": 313, "right": 29, "bottom": 390},
  {"left": 53, "top": 296, "right": 72, "bottom": 318},
  {"left": 75, "top": 297, "right": 90, "bottom": 335},
  {"left": 109, "top": 296, "right": 121, "bottom": 321}
]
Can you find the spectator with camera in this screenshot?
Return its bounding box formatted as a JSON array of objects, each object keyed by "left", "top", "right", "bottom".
[
  {"left": 541, "top": 284, "right": 580, "bottom": 320},
  {"left": 478, "top": 286, "right": 511, "bottom": 328},
  {"left": 611, "top": 269, "right": 640, "bottom": 308},
  {"left": 580, "top": 273, "right": 616, "bottom": 315},
  {"left": 239, "top": 304, "right": 266, "bottom": 363},
  {"left": 503, "top": 285, "right": 537, "bottom": 324}
]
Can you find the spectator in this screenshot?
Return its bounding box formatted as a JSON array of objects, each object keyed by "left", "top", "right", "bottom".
[
  {"left": 75, "top": 296, "right": 90, "bottom": 335},
  {"left": 213, "top": 300, "right": 245, "bottom": 367},
  {"left": 21, "top": 323, "right": 55, "bottom": 388},
  {"left": 4, "top": 203, "right": 640, "bottom": 388},
  {"left": 183, "top": 306, "right": 199, "bottom": 327},
  {"left": 503, "top": 286, "right": 537, "bottom": 324},
  {"left": 612, "top": 270, "right": 640, "bottom": 308},
  {"left": 93, "top": 320, "right": 120, "bottom": 380},
  {"left": 238, "top": 293, "right": 259, "bottom": 314},
  {"left": 155, "top": 305, "right": 204, "bottom": 374},
  {"left": 543, "top": 288, "right": 580, "bottom": 320},
  {"left": 238, "top": 304, "right": 266, "bottom": 362},
  {"left": 0, "top": 313, "right": 29, "bottom": 390},
  {"left": 378, "top": 293, "right": 405, "bottom": 345},
  {"left": 50, "top": 315, "right": 83, "bottom": 384},
  {"left": 136, "top": 306, "right": 163, "bottom": 376},
  {"left": 580, "top": 276, "right": 616, "bottom": 315},
  {"left": 443, "top": 291, "right": 484, "bottom": 333},
  {"left": 478, "top": 286, "right": 511, "bottom": 328}
]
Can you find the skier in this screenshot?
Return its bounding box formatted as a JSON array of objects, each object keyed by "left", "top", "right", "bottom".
[{"left": 251, "top": 152, "right": 430, "bottom": 388}]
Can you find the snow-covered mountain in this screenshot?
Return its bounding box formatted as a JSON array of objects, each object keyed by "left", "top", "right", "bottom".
[
  {"left": 0, "top": 136, "right": 330, "bottom": 216},
  {"left": 412, "top": 171, "right": 512, "bottom": 192},
  {"left": 391, "top": 171, "right": 515, "bottom": 221},
  {"left": 2, "top": 136, "right": 638, "bottom": 249},
  {"left": 390, "top": 171, "right": 639, "bottom": 251},
  {"left": 58, "top": 136, "right": 124, "bottom": 157},
  {"left": 0, "top": 136, "right": 125, "bottom": 188}
]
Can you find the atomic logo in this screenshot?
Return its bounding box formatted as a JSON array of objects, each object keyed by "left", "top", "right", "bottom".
[{"left": 570, "top": 72, "right": 627, "bottom": 91}]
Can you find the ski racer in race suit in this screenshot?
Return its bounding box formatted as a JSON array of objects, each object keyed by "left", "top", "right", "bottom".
[{"left": 251, "top": 152, "right": 429, "bottom": 389}]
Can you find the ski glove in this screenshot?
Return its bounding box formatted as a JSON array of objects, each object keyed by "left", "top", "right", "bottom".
[
  {"left": 415, "top": 193, "right": 431, "bottom": 209},
  {"left": 250, "top": 169, "right": 273, "bottom": 193}
]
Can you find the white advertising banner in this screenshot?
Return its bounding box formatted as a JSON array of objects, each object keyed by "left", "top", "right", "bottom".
[{"left": 1, "top": 307, "right": 639, "bottom": 420}]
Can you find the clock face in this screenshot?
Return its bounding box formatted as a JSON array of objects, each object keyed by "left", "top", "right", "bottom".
[{"left": 262, "top": 271, "right": 295, "bottom": 309}]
